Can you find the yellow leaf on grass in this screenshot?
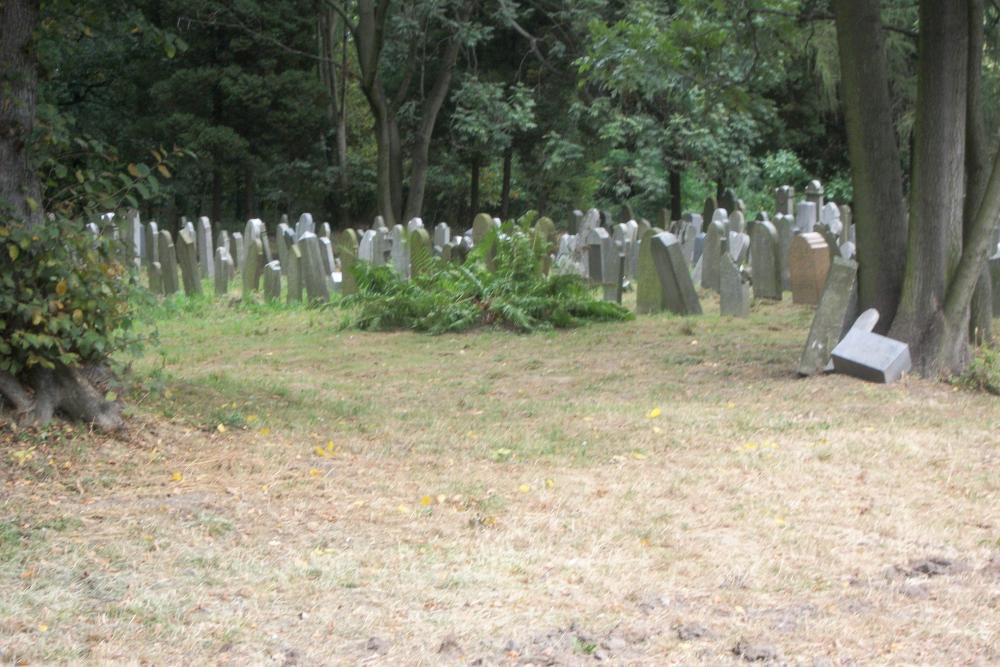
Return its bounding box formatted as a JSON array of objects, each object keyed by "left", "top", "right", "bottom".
[
  {"left": 518, "top": 484, "right": 531, "bottom": 494},
  {"left": 216, "top": 424, "right": 227, "bottom": 433},
  {"left": 646, "top": 407, "right": 661, "bottom": 419},
  {"left": 652, "top": 426, "right": 663, "bottom": 434},
  {"left": 314, "top": 441, "right": 336, "bottom": 458},
  {"left": 545, "top": 478, "right": 555, "bottom": 489},
  {"left": 258, "top": 427, "right": 271, "bottom": 436},
  {"left": 308, "top": 468, "right": 321, "bottom": 477},
  {"left": 630, "top": 452, "right": 647, "bottom": 460},
  {"left": 397, "top": 504, "right": 409, "bottom": 514},
  {"left": 420, "top": 495, "right": 433, "bottom": 506},
  {"left": 38, "top": 624, "right": 48, "bottom": 633},
  {"left": 55, "top": 279, "right": 67, "bottom": 295},
  {"left": 170, "top": 471, "right": 183, "bottom": 483},
  {"left": 246, "top": 414, "right": 259, "bottom": 423}
]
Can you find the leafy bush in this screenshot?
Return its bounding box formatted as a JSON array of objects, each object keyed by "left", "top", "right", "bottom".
[
  {"left": 342, "top": 223, "right": 632, "bottom": 333},
  {"left": 956, "top": 344, "right": 1000, "bottom": 395},
  {"left": 0, "top": 217, "right": 142, "bottom": 376}
]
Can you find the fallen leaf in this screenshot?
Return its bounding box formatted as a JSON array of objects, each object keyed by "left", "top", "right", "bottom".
[
  {"left": 170, "top": 471, "right": 183, "bottom": 483},
  {"left": 216, "top": 424, "right": 227, "bottom": 433},
  {"left": 646, "top": 407, "right": 661, "bottom": 419},
  {"left": 518, "top": 484, "right": 531, "bottom": 493},
  {"left": 420, "top": 495, "right": 433, "bottom": 506}
]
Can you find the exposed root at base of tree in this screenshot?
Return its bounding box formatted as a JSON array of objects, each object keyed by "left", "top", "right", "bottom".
[{"left": 0, "top": 365, "right": 123, "bottom": 431}]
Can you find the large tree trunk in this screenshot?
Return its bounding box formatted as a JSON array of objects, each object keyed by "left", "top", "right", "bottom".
[
  {"left": 0, "top": 0, "right": 123, "bottom": 430},
  {"left": 470, "top": 156, "right": 481, "bottom": 217},
  {"left": 669, "top": 169, "right": 682, "bottom": 221},
  {"left": 963, "top": 0, "right": 992, "bottom": 343},
  {"left": 0, "top": 0, "right": 42, "bottom": 226},
  {"left": 832, "top": 0, "right": 909, "bottom": 332},
  {"left": 318, "top": 6, "right": 350, "bottom": 226},
  {"left": 889, "top": 0, "right": 970, "bottom": 373}
]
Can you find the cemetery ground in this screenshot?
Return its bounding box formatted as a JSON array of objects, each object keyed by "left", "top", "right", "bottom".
[{"left": 1, "top": 293, "right": 999, "bottom": 666}]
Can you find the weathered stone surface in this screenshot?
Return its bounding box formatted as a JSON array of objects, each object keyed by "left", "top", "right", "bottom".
[
  {"left": 636, "top": 229, "right": 663, "bottom": 314},
  {"left": 650, "top": 232, "right": 701, "bottom": 316},
  {"left": 230, "top": 232, "right": 243, "bottom": 270},
  {"left": 143, "top": 220, "right": 159, "bottom": 267},
  {"left": 789, "top": 232, "right": 830, "bottom": 305},
  {"left": 157, "top": 231, "right": 179, "bottom": 295},
  {"left": 719, "top": 254, "right": 750, "bottom": 318},
  {"left": 774, "top": 185, "right": 795, "bottom": 216},
  {"left": 727, "top": 210, "right": 746, "bottom": 235},
  {"left": 434, "top": 222, "right": 451, "bottom": 248},
  {"left": 295, "top": 212, "right": 315, "bottom": 240},
  {"left": 832, "top": 329, "right": 911, "bottom": 384},
  {"left": 319, "top": 236, "right": 335, "bottom": 275},
  {"left": 391, "top": 224, "right": 409, "bottom": 279},
  {"left": 727, "top": 231, "right": 749, "bottom": 265},
  {"left": 472, "top": 213, "right": 494, "bottom": 245},
  {"left": 409, "top": 227, "right": 433, "bottom": 278},
  {"left": 795, "top": 201, "right": 817, "bottom": 233},
  {"left": 196, "top": 216, "right": 214, "bottom": 278},
  {"left": 335, "top": 229, "right": 359, "bottom": 295},
  {"left": 586, "top": 227, "right": 611, "bottom": 283},
  {"left": 214, "top": 247, "right": 232, "bottom": 296},
  {"left": 358, "top": 229, "right": 376, "bottom": 263},
  {"left": 750, "top": 220, "right": 782, "bottom": 300},
  {"left": 148, "top": 261, "right": 163, "bottom": 295},
  {"left": 701, "top": 219, "right": 726, "bottom": 292},
  {"left": 299, "top": 232, "right": 331, "bottom": 303},
  {"left": 176, "top": 227, "right": 202, "bottom": 296},
  {"left": 123, "top": 209, "right": 143, "bottom": 268},
  {"left": 242, "top": 238, "right": 264, "bottom": 297},
  {"left": 286, "top": 243, "right": 303, "bottom": 303},
  {"left": 797, "top": 257, "right": 859, "bottom": 375},
  {"left": 719, "top": 188, "right": 738, "bottom": 216},
  {"left": 805, "top": 179, "right": 824, "bottom": 218},
  {"left": 407, "top": 217, "right": 425, "bottom": 232},
  {"left": 263, "top": 261, "right": 282, "bottom": 301},
  {"left": 774, "top": 213, "right": 794, "bottom": 290}
]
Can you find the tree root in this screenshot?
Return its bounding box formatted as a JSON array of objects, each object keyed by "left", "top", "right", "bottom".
[{"left": 0, "top": 365, "right": 123, "bottom": 431}]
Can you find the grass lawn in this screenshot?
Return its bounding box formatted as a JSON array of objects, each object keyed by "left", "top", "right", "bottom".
[{"left": 1, "top": 290, "right": 998, "bottom": 665}]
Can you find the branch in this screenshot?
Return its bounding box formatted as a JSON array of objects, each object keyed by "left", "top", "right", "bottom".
[
  {"left": 322, "top": 0, "right": 357, "bottom": 33},
  {"left": 750, "top": 7, "right": 918, "bottom": 39}
]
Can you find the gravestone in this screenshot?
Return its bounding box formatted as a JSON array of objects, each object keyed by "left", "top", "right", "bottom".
[
  {"left": 319, "top": 236, "right": 335, "bottom": 275},
  {"left": 276, "top": 222, "right": 292, "bottom": 272},
  {"left": 586, "top": 227, "right": 611, "bottom": 283},
  {"left": 719, "top": 254, "right": 750, "bottom": 317},
  {"left": 286, "top": 243, "right": 303, "bottom": 303},
  {"left": 839, "top": 241, "right": 856, "bottom": 260},
  {"left": 701, "top": 196, "right": 718, "bottom": 230},
  {"left": 264, "top": 261, "right": 282, "bottom": 301},
  {"left": 819, "top": 203, "right": 842, "bottom": 236},
  {"left": 320, "top": 222, "right": 332, "bottom": 239},
  {"left": 214, "top": 247, "right": 231, "bottom": 296},
  {"left": 789, "top": 232, "right": 830, "bottom": 305},
  {"left": 434, "top": 222, "right": 451, "bottom": 248},
  {"left": 774, "top": 185, "right": 795, "bottom": 216},
  {"left": 650, "top": 232, "right": 702, "bottom": 316},
  {"left": 750, "top": 220, "right": 782, "bottom": 300},
  {"left": 373, "top": 227, "right": 390, "bottom": 266},
  {"left": 701, "top": 219, "right": 726, "bottom": 292},
  {"left": 391, "top": 224, "right": 409, "bottom": 278},
  {"left": 680, "top": 219, "right": 699, "bottom": 266},
  {"left": 774, "top": 213, "right": 794, "bottom": 290},
  {"left": 831, "top": 329, "right": 911, "bottom": 383},
  {"left": 230, "top": 232, "right": 243, "bottom": 271},
  {"left": 295, "top": 213, "right": 315, "bottom": 240},
  {"left": 176, "top": 227, "right": 201, "bottom": 296},
  {"left": 727, "top": 210, "right": 746, "bottom": 235},
  {"left": 600, "top": 210, "right": 615, "bottom": 229},
  {"left": 795, "top": 201, "right": 816, "bottom": 234},
  {"left": 804, "top": 179, "right": 824, "bottom": 219},
  {"left": 636, "top": 228, "right": 663, "bottom": 314},
  {"left": 242, "top": 238, "right": 264, "bottom": 297},
  {"left": 727, "top": 231, "right": 750, "bottom": 265},
  {"left": 408, "top": 227, "right": 433, "bottom": 278},
  {"left": 216, "top": 229, "right": 230, "bottom": 253},
  {"left": 244, "top": 218, "right": 265, "bottom": 262},
  {"left": 839, "top": 204, "right": 853, "bottom": 244},
  {"left": 335, "top": 229, "right": 359, "bottom": 295},
  {"left": 472, "top": 213, "right": 494, "bottom": 246},
  {"left": 124, "top": 209, "right": 143, "bottom": 268},
  {"left": 407, "top": 217, "right": 425, "bottom": 232},
  {"left": 143, "top": 220, "right": 159, "bottom": 268},
  {"left": 299, "top": 232, "right": 330, "bottom": 303},
  {"left": 196, "top": 217, "right": 214, "bottom": 279},
  {"left": 373, "top": 215, "right": 387, "bottom": 230},
  {"left": 990, "top": 253, "right": 1000, "bottom": 315},
  {"left": 797, "top": 257, "right": 859, "bottom": 375},
  {"left": 157, "top": 231, "right": 179, "bottom": 295},
  {"left": 358, "top": 229, "right": 376, "bottom": 263}
]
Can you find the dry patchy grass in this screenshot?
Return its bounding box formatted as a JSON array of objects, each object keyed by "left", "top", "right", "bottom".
[{"left": 1, "top": 294, "right": 999, "bottom": 665}]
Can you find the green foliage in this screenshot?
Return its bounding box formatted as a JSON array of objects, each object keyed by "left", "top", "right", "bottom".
[
  {"left": 343, "top": 224, "right": 632, "bottom": 334},
  {"left": 956, "top": 345, "right": 1000, "bottom": 395},
  {"left": 0, "top": 218, "right": 142, "bottom": 376}
]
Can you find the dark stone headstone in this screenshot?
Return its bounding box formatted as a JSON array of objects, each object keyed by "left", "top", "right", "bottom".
[
  {"left": 650, "top": 232, "right": 701, "bottom": 316},
  {"left": 796, "top": 257, "right": 858, "bottom": 376}
]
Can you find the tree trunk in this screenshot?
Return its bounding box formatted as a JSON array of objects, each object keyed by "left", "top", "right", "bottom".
[
  {"left": 832, "top": 0, "right": 909, "bottom": 332},
  {"left": 889, "top": 0, "right": 970, "bottom": 373},
  {"left": 963, "top": 0, "right": 992, "bottom": 343},
  {"left": 500, "top": 147, "right": 513, "bottom": 219},
  {"left": 0, "top": 0, "right": 42, "bottom": 226},
  {"left": 669, "top": 169, "right": 682, "bottom": 221},
  {"left": 470, "top": 156, "right": 481, "bottom": 216},
  {"left": 242, "top": 165, "right": 255, "bottom": 218},
  {"left": 318, "top": 6, "right": 350, "bottom": 227},
  {"left": 211, "top": 166, "right": 223, "bottom": 223}
]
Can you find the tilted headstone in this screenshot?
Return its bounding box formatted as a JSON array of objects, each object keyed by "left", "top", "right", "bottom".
[
  {"left": 789, "top": 232, "right": 831, "bottom": 305},
  {"left": 636, "top": 228, "right": 663, "bottom": 314},
  {"left": 797, "top": 257, "right": 859, "bottom": 375},
  {"left": 701, "top": 219, "right": 726, "bottom": 292},
  {"left": 286, "top": 243, "right": 303, "bottom": 303},
  {"left": 804, "top": 179, "right": 824, "bottom": 221},
  {"left": 750, "top": 221, "right": 782, "bottom": 300},
  {"left": 230, "top": 232, "right": 243, "bottom": 271},
  {"left": 719, "top": 253, "right": 750, "bottom": 318},
  {"left": 320, "top": 222, "right": 332, "bottom": 239},
  {"left": 649, "top": 232, "right": 701, "bottom": 316},
  {"left": 263, "top": 261, "right": 282, "bottom": 301},
  {"left": 701, "top": 197, "right": 717, "bottom": 230},
  {"left": 196, "top": 216, "right": 214, "bottom": 279},
  {"left": 838, "top": 204, "right": 853, "bottom": 245},
  {"left": 216, "top": 229, "right": 229, "bottom": 253},
  {"left": 124, "top": 209, "right": 143, "bottom": 268},
  {"left": 774, "top": 185, "right": 795, "bottom": 217},
  {"left": 472, "top": 213, "right": 494, "bottom": 246},
  {"left": 679, "top": 219, "right": 699, "bottom": 266},
  {"left": 157, "top": 231, "right": 179, "bottom": 296},
  {"left": 795, "top": 201, "right": 817, "bottom": 234},
  {"left": 176, "top": 227, "right": 202, "bottom": 296},
  {"left": 335, "top": 229, "right": 359, "bottom": 295},
  {"left": 831, "top": 327, "right": 911, "bottom": 384},
  {"left": 214, "top": 247, "right": 232, "bottom": 296},
  {"left": 299, "top": 232, "right": 330, "bottom": 302},
  {"left": 409, "top": 227, "right": 434, "bottom": 278},
  {"left": 276, "top": 222, "right": 292, "bottom": 272}
]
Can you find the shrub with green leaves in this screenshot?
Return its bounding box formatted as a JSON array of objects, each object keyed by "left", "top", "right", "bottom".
[
  {"left": 342, "top": 222, "right": 632, "bottom": 333},
  {"left": 0, "top": 215, "right": 141, "bottom": 381},
  {"left": 956, "top": 344, "right": 1000, "bottom": 395}
]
